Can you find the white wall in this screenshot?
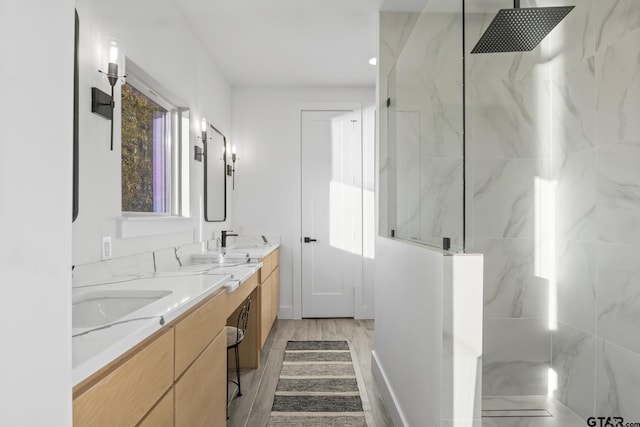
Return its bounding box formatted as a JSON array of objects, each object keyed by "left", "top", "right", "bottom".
[
  {"left": 73, "top": 0, "right": 233, "bottom": 265},
  {"left": 0, "top": 1, "right": 74, "bottom": 425},
  {"left": 231, "top": 87, "right": 375, "bottom": 319},
  {"left": 372, "top": 237, "right": 443, "bottom": 426}
]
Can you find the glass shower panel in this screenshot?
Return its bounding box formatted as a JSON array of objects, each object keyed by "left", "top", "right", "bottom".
[{"left": 385, "top": 0, "right": 465, "bottom": 251}]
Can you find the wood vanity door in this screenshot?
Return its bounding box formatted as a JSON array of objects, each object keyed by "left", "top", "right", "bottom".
[
  {"left": 175, "top": 329, "right": 226, "bottom": 427},
  {"left": 259, "top": 274, "right": 272, "bottom": 348},
  {"left": 138, "top": 389, "right": 173, "bottom": 427},
  {"left": 73, "top": 330, "right": 174, "bottom": 427},
  {"left": 174, "top": 288, "right": 226, "bottom": 379},
  {"left": 271, "top": 265, "right": 280, "bottom": 322}
]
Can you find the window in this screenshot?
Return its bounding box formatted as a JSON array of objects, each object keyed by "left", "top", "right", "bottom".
[
  {"left": 121, "top": 82, "right": 170, "bottom": 212},
  {"left": 120, "top": 66, "right": 189, "bottom": 219}
]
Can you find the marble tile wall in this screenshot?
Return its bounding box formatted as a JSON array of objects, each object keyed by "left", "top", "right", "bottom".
[
  {"left": 549, "top": 0, "right": 640, "bottom": 422},
  {"left": 596, "top": 340, "right": 640, "bottom": 421},
  {"left": 466, "top": 1, "right": 553, "bottom": 398},
  {"left": 382, "top": 0, "right": 640, "bottom": 418},
  {"left": 467, "top": 0, "right": 640, "bottom": 408},
  {"left": 378, "top": 13, "right": 419, "bottom": 236},
  {"left": 382, "top": 9, "right": 464, "bottom": 250},
  {"left": 552, "top": 323, "right": 595, "bottom": 420},
  {"left": 483, "top": 319, "right": 550, "bottom": 396},
  {"left": 394, "top": 111, "right": 420, "bottom": 240},
  {"left": 72, "top": 241, "right": 206, "bottom": 287}
]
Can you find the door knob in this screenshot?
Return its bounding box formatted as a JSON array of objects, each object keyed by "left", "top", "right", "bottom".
[{"left": 303, "top": 237, "right": 317, "bottom": 243}]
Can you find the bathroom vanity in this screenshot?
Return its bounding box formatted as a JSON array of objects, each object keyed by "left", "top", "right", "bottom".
[{"left": 71, "top": 244, "right": 279, "bottom": 427}]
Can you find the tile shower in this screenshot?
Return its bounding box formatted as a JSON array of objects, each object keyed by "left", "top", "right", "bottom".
[{"left": 381, "top": 0, "right": 640, "bottom": 422}]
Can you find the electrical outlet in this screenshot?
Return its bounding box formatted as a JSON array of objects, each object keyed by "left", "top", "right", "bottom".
[{"left": 102, "top": 236, "right": 112, "bottom": 260}]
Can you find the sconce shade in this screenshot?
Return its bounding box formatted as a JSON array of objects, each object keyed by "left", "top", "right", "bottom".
[
  {"left": 107, "top": 62, "right": 119, "bottom": 86},
  {"left": 109, "top": 40, "right": 119, "bottom": 63},
  {"left": 200, "top": 117, "right": 208, "bottom": 141},
  {"left": 104, "top": 39, "right": 125, "bottom": 82}
]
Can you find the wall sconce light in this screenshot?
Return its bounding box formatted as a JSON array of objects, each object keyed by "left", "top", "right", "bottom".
[
  {"left": 91, "top": 39, "right": 126, "bottom": 151},
  {"left": 195, "top": 117, "right": 208, "bottom": 162},
  {"left": 226, "top": 144, "right": 237, "bottom": 189}
]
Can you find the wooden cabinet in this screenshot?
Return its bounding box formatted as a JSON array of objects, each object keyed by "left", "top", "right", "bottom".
[
  {"left": 174, "top": 289, "right": 226, "bottom": 378},
  {"left": 175, "top": 330, "right": 226, "bottom": 427},
  {"left": 174, "top": 290, "right": 227, "bottom": 427},
  {"left": 73, "top": 267, "right": 268, "bottom": 426},
  {"left": 259, "top": 249, "right": 280, "bottom": 348},
  {"left": 73, "top": 288, "right": 228, "bottom": 427},
  {"left": 137, "top": 389, "right": 173, "bottom": 427},
  {"left": 73, "top": 329, "right": 174, "bottom": 427}
]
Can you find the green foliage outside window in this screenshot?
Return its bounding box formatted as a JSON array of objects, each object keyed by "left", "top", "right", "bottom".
[{"left": 121, "top": 83, "right": 167, "bottom": 212}]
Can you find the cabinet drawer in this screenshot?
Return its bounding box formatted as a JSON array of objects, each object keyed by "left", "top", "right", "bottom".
[
  {"left": 137, "top": 388, "right": 173, "bottom": 427},
  {"left": 174, "top": 289, "right": 226, "bottom": 379},
  {"left": 175, "top": 329, "right": 227, "bottom": 427},
  {"left": 73, "top": 329, "right": 174, "bottom": 427}
]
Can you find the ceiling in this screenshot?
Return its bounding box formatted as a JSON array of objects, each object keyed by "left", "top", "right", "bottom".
[{"left": 175, "top": 0, "right": 431, "bottom": 87}]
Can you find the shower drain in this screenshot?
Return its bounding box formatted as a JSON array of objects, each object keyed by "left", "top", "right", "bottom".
[{"left": 482, "top": 408, "right": 553, "bottom": 418}]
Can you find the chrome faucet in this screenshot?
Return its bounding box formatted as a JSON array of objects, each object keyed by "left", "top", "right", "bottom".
[{"left": 221, "top": 230, "right": 238, "bottom": 248}]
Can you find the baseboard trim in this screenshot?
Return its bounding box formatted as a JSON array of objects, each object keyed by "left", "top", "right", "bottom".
[
  {"left": 277, "top": 306, "right": 294, "bottom": 319},
  {"left": 355, "top": 305, "right": 374, "bottom": 320},
  {"left": 371, "top": 350, "right": 409, "bottom": 427}
]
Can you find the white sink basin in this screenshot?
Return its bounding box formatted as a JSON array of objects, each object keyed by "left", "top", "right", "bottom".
[
  {"left": 228, "top": 243, "right": 267, "bottom": 249},
  {"left": 73, "top": 290, "right": 172, "bottom": 329}
]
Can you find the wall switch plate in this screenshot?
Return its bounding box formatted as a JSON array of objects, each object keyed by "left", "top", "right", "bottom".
[{"left": 102, "top": 236, "right": 112, "bottom": 260}]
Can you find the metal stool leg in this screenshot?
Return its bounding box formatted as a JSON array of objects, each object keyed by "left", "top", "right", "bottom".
[
  {"left": 226, "top": 348, "right": 230, "bottom": 420},
  {"left": 235, "top": 345, "right": 242, "bottom": 397}
]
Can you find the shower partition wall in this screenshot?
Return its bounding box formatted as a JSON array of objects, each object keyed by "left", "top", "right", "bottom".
[{"left": 383, "top": 0, "right": 465, "bottom": 252}]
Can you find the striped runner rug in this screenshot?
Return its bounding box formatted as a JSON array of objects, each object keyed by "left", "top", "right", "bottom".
[{"left": 268, "top": 340, "right": 367, "bottom": 427}]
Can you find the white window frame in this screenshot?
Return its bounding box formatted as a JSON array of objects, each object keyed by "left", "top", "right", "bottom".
[{"left": 118, "top": 61, "right": 191, "bottom": 238}]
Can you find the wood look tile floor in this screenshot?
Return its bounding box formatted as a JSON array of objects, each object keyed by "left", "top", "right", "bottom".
[{"left": 226, "top": 319, "right": 393, "bottom": 427}]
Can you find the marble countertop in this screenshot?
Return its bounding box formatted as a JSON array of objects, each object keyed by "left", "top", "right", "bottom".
[
  {"left": 71, "top": 245, "right": 279, "bottom": 387},
  {"left": 191, "top": 242, "right": 279, "bottom": 262},
  {"left": 72, "top": 243, "right": 280, "bottom": 386}
]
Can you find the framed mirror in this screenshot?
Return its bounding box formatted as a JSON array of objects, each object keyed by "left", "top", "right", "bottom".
[
  {"left": 204, "top": 124, "right": 227, "bottom": 222},
  {"left": 73, "top": 9, "right": 79, "bottom": 222}
]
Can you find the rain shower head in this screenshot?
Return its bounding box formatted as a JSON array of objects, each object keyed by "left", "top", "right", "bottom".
[{"left": 471, "top": 1, "right": 574, "bottom": 54}]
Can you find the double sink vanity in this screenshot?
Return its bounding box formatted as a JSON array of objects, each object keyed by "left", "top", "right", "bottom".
[{"left": 71, "top": 241, "right": 280, "bottom": 427}]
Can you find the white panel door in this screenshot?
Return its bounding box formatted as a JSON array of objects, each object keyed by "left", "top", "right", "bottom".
[{"left": 301, "top": 110, "right": 362, "bottom": 318}]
